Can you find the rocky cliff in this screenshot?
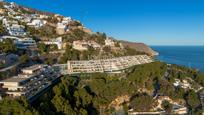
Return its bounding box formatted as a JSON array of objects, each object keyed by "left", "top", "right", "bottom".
[{"left": 120, "top": 41, "right": 158, "bottom": 56}]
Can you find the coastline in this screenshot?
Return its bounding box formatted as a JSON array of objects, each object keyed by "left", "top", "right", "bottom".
[{"left": 151, "top": 46, "right": 204, "bottom": 73}]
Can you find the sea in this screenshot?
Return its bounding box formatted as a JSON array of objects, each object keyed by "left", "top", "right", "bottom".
[{"left": 151, "top": 46, "right": 204, "bottom": 73}]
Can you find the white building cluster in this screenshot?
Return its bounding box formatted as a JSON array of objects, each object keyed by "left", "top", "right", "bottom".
[
  {"left": 72, "top": 40, "right": 101, "bottom": 51},
  {"left": 0, "top": 36, "right": 37, "bottom": 50},
  {"left": 173, "top": 78, "right": 203, "bottom": 92},
  {"left": 154, "top": 96, "right": 188, "bottom": 115},
  {"left": 2, "top": 18, "right": 27, "bottom": 36},
  {"left": 27, "top": 19, "right": 47, "bottom": 28},
  {"left": 0, "top": 65, "right": 60, "bottom": 100},
  {"left": 67, "top": 55, "right": 153, "bottom": 74},
  {"left": 1, "top": 2, "right": 49, "bottom": 37},
  {"left": 43, "top": 37, "right": 63, "bottom": 50},
  {"left": 56, "top": 17, "right": 72, "bottom": 35}
]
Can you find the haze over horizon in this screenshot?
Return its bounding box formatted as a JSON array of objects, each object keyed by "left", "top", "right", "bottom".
[{"left": 5, "top": 0, "right": 204, "bottom": 46}]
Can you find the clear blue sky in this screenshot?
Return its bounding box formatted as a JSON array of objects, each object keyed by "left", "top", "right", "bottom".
[{"left": 6, "top": 0, "right": 204, "bottom": 45}]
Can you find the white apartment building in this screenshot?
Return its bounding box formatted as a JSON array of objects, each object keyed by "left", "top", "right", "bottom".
[
  {"left": 2, "top": 18, "right": 18, "bottom": 27},
  {"left": 8, "top": 24, "right": 26, "bottom": 36},
  {"left": 27, "top": 19, "right": 47, "bottom": 28},
  {"left": 67, "top": 55, "right": 153, "bottom": 74},
  {"left": 43, "top": 37, "right": 63, "bottom": 49},
  {"left": 14, "top": 38, "right": 37, "bottom": 49},
  {"left": 0, "top": 36, "right": 37, "bottom": 50},
  {"left": 0, "top": 65, "right": 60, "bottom": 99}
]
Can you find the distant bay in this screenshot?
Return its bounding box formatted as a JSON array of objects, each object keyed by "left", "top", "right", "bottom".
[{"left": 151, "top": 46, "right": 204, "bottom": 72}]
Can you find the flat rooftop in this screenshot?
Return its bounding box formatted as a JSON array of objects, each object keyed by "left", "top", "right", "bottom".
[
  {"left": 0, "top": 76, "right": 27, "bottom": 83},
  {"left": 22, "top": 64, "right": 42, "bottom": 71}
]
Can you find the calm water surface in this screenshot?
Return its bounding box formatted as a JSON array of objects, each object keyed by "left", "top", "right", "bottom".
[{"left": 151, "top": 46, "right": 204, "bottom": 72}]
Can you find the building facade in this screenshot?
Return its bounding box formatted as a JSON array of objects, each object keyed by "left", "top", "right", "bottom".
[{"left": 0, "top": 65, "right": 60, "bottom": 100}]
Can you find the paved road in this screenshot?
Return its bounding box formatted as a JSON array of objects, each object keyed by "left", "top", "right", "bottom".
[{"left": 0, "top": 62, "right": 19, "bottom": 72}]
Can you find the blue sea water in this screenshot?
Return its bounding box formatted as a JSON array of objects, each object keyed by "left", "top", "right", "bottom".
[{"left": 151, "top": 46, "right": 204, "bottom": 72}]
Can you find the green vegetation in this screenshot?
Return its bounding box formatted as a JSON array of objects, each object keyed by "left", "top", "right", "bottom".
[
  {"left": 124, "top": 46, "right": 146, "bottom": 56},
  {"left": 37, "top": 43, "right": 47, "bottom": 54},
  {"left": 0, "top": 39, "right": 17, "bottom": 53},
  {"left": 59, "top": 45, "right": 80, "bottom": 63},
  {"left": 0, "top": 22, "right": 6, "bottom": 35},
  {"left": 161, "top": 100, "right": 172, "bottom": 114},
  {"left": 37, "top": 43, "right": 58, "bottom": 55},
  {"left": 60, "top": 45, "right": 100, "bottom": 63},
  {"left": 168, "top": 65, "right": 204, "bottom": 86},
  {"left": 19, "top": 54, "right": 29, "bottom": 64},
  {"left": 0, "top": 62, "right": 203, "bottom": 114},
  {"left": 186, "top": 90, "right": 200, "bottom": 111},
  {"left": 0, "top": 98, "right": 39, "bottom": 115},
  {"left": 46, "top": 17, "right": 58, "bottom": 24},
  {"left": 0, "top": 72, "right": 7, "bottom": 80},
  {"left": 63, "top": 29, "right": 90, "bottom": 42},
  {"left": 130, "top": 94, "right": 153, "bottom": 112},
  {"left": 27, "top": 25, "right": 57, "bottom": 38},
  {"left": 32, "top": 62, "right": 168, "bottom": 114}
]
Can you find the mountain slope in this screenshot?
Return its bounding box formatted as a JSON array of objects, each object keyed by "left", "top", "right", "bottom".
[{"left": 121, "top": 41, "right": 158, "bottom": 56}]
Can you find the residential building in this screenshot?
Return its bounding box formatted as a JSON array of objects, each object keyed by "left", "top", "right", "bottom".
[
  {"left": 0, "top": 65, "right": 60, "bottom": 100},
  {"left": 27, "top": 19, "right": 47, "bottom": 28},
  {"left": 72, "top": 41, "right": 89, "bottom": 51},
  {"left": 72, "top": 40, "right": 101, "bottom": 51},
  {"left": 2, "top": 18, "right": 18, "bottom": 27},
  {"left": 14, "top": 38, "right": 37, "bottom": 49},
  {"left": 22, "top": 17, "right": 32, "bottom": 23},
  {"left": 173, "top": 79, "right": 191, "bottom": 89},
  {"left": 0, "top": 36, "right": 37, "bottom": 50},
  {"left": 39, "top": 15, "right": 49, "bottom": 19},
  {"left": 43, "top": 37, "right": 63, "bottom": 49},
  {"left": 8, "top": 24, "right": 26, "bottom": 36}
]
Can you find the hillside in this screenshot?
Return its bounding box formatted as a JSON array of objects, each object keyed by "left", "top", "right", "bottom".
[
  {"left": 0, "top": 1, "right": 157, "bottom": 57},
  {"left": 0, "top": 62, "right": 203, "bottom": 114},
  {"left": 0, "top": 2, "right": 204, "bottom": 115},
  {"left": 120, "top": 41, "right": 158, "bottom": 56}
]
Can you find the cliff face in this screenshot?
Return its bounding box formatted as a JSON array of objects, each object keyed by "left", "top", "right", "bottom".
[{"left": 120, "top": 41, "right": 158, "bottom": 56}]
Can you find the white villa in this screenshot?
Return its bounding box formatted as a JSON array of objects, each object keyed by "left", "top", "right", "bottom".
[
  {"left": 8, "top": 24, "right": 26, "bottom": 36},
  {"left": 27, "top": 19, "right": 47, "bottom": 28},
  {"left": 43, "top": 37, "right": 63, "bottom": 49}
]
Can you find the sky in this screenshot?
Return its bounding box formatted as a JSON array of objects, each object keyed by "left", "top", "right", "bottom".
[{"left": 5, "top": 0, "right": 204, "bottom": 45}]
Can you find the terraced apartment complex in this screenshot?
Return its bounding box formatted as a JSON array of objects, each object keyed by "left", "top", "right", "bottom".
[
  {"left": 67, "top": 55, "right": 154, "bottom": 74},
  {"left": 0, "top": 65, "right": 60, "bottom": 101}
]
